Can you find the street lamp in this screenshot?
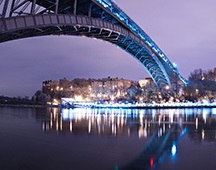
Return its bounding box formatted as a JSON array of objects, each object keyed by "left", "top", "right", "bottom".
[
  {"left": 165, "top": 85, "right": 170, "bottom": 102},
  {"left": 165, "top": 85, "right": 170, "bottom": 90}
]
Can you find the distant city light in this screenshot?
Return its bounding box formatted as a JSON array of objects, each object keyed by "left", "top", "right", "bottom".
[
  {"left": 75, "top": 95, "right": 83, "bottom": 101},
  {"left": 212, "top": 108, "right": 216, "bottom": 114},
  {"left": 203, "top": 99, "right": 209, "bottom": 105}
]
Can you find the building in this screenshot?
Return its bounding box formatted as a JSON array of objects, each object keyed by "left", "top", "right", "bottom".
[
  {"left": 139, "top": 77, "right": 155, "bottom": 88},
  {"left": 138, "top": 77, "right": 161, "bottom": 103},
  {"left": 42, "top": 77, "right": 136, "bottom": 102}
]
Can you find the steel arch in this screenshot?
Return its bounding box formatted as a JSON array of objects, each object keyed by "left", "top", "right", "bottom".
[{"left": 0, "top": 0, "right": 188, "bottom": 96}]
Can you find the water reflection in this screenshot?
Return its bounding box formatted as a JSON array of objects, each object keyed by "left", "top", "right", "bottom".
[
  {"left": 38, "top": 107, "right": 216, "bottom": 169},
  {"left": 41, "top": 108, "right": 170, "bottom": 138},
  {"left": 1, "top": 107, "right": 216, "bottom": 170},
  {"left": 38, "top": 109, "right": 216, "bottom": 169},
  {"left": 41, "top": 108, "right": 216, "bottom": 143}
]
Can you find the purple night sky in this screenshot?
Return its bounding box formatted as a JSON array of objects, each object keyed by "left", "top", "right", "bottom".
[{"left": 0, "top": 0, "right": 216, "bottom": 97}]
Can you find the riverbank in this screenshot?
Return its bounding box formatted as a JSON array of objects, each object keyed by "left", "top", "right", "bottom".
[
  {"left": 65, "top": 102, "right": 216, "bottom": 109},
  {"left": 90, "top": 105, "right": 216, "bottom": 109},
  {"left": 1, "top": 103, "right": 216, "bottom": 109},
  {"left": 0, "top": 104, "right": 59, "bottom": 108}
]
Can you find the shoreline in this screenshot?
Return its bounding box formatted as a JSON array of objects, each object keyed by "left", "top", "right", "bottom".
[
  {"left": 64, "top": 103, "right": 216, "bottom": 109},
  {"left": 88, "top": 105, "right": 216, "bottom": 109},
  {"left": 1, "top": 103, "right": 216, "bottom": 109},
  {"left": 0, "top": 104, "right": 59, "bottom": 108}
]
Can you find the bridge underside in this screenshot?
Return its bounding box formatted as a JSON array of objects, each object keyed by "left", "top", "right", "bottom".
[{"left": 0, "top": 0, "right": 186, "bottom": 97}]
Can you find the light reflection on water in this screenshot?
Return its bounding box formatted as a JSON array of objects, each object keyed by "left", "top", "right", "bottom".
[
  {"left": 42, "top": 108, "right": 216, "bottom": 141},
  {"left": 1, "top": 107, "right": 216, "bottom": 170}
]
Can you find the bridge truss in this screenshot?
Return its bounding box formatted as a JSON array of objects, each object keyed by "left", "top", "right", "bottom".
[{"left": 0, "top": 0, "right": 188, "bottom": 96}]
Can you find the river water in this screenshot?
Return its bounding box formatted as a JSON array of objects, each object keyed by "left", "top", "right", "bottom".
[{"left": 0, "top": 107, "right": 216, "bottom": 170}]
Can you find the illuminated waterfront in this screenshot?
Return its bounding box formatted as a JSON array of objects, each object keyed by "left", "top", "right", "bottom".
[{"left": 0, "top": 107, "right": 216, "bottom": 170}]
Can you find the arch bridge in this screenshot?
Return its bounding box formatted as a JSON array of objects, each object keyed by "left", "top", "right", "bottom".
[{"left": 0, "top": 0, "right": 188, "bottom": 96}]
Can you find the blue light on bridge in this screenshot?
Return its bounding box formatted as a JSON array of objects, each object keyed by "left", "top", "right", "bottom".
[
  {"left": 173, "top": 63, "right": 178, "bottom": 68},
  {"left": 95, "top": 0, "right": 188, "bottom": 85}
]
